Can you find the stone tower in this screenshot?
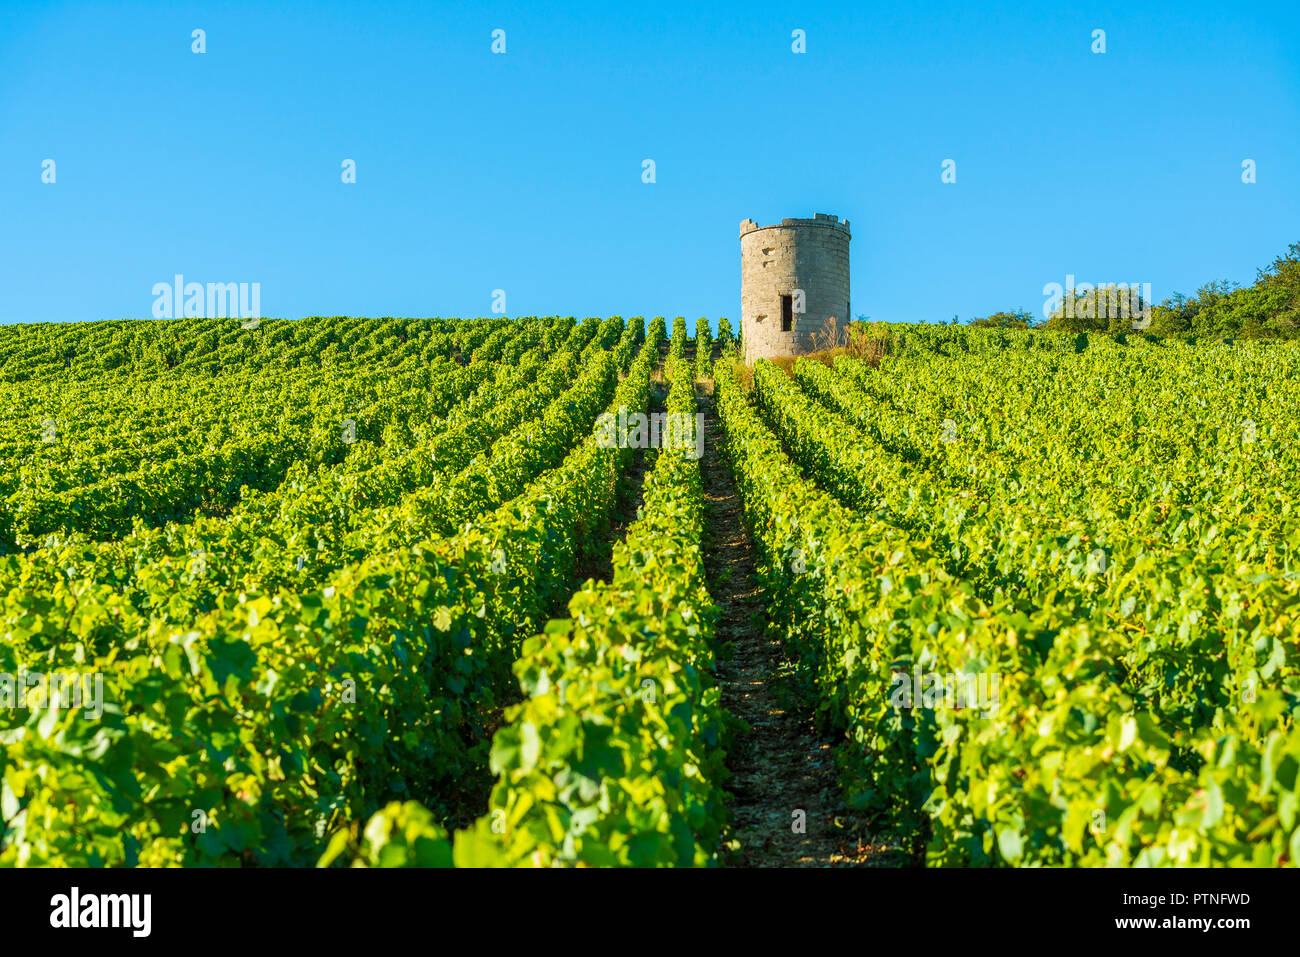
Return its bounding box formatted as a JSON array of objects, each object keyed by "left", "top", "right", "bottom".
[{"left": 739, "top": 213, "right": 851, "bottom": 364}]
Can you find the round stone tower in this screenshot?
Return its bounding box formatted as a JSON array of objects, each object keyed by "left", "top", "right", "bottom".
[{"left": 739, "top": 213, "right": 851, "bottom": 364}]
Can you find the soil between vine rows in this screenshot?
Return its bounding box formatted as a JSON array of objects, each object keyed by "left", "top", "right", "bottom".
[{"left": 696, "top": 379, "right": 907, "bottom": 867}]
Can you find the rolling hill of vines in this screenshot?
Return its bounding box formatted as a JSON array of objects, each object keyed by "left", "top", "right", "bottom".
[{"left": 1, "top": 315, "right": 1297, "bottom": 867}]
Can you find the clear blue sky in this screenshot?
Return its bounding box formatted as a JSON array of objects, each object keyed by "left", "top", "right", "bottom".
[{"left": 2, "top": 0, "right": 1297, "bottom": 327}]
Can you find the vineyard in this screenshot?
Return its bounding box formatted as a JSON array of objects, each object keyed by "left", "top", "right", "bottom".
[{"left": 1, "top": 316, "right": 1298, "bottom": 867}]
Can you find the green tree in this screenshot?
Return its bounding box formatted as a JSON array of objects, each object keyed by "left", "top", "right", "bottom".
[
  {"left": 970, "top": 309, "right": 1035, "bottom": 329},
  {"left": 1042, "top": 284, "right": 1153, "bottom": 334}
]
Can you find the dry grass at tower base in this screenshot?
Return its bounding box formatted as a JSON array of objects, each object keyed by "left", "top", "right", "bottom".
[{"left": 757, "top": 318, "right": 889, "bottom": 377}]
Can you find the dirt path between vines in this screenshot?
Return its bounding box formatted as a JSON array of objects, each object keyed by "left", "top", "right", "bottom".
[{"left": 697, "top": 381, "right": 903, "bottom": 867}]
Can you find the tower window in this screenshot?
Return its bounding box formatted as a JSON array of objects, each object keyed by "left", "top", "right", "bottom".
[{"left": 780, "top": 295, "right": 793, "bottom": 332}]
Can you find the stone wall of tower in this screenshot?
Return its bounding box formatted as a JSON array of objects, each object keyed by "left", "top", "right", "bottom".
[{"left": 739, "top": 213, "right": 851, "bottom": 364}]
